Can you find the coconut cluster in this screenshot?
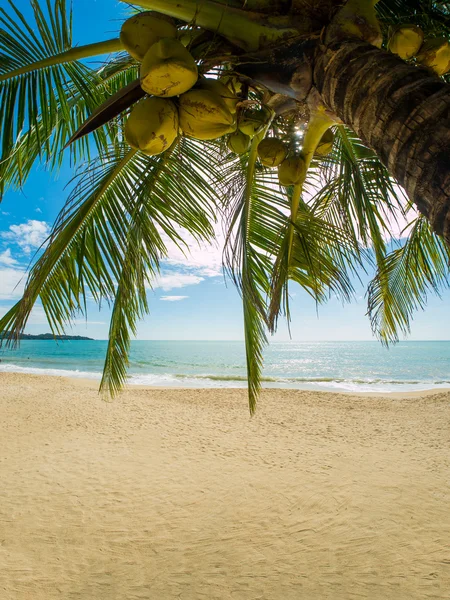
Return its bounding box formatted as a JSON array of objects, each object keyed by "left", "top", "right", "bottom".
[
  {"left": 224, "top": 103, "right": 336, "bottom": 188},
  {"left": 120, "top": 12, "right": 240, "bottom": 154},
  {"left": 388, "top": 25, "right": 450, "bottom": 76}
]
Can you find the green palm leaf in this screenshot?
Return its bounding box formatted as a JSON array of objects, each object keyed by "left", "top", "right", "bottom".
[
  {"left": 0, "top": 137, "right": 221, "bottom": 394},
  {"left": 0, "top": 0, "right": 126, "bottom": 196},
  {"left": 223, "top": 140, "right": 290, "bottom": 412},
  {"left": 0, "top": 55, "right": 139, "bottom": 195},
  {"left": 368, "top": 216, "right": 450, "bottom": 343}
]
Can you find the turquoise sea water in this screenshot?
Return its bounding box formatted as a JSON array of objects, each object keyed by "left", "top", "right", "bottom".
[{"left": 1, "top": 340, "right": 449, "bottom": 393}]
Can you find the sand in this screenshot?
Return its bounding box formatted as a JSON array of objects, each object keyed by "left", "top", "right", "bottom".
[{"left": 0, "top": 373, "right": 449, "bottom": 599}]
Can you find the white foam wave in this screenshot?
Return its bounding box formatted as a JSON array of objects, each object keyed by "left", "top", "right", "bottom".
[
  {"left": 0, "top": 363, "right": 102, "bottom": 380},
  {"left": 1, "top": 363, "right": 449, "bottom": 393}
]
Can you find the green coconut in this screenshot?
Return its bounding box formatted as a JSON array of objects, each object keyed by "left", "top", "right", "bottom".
[
  {"left": 120, "top": 12, "right": 177, "bottom": 62},
  {"left": 227, "top": 131, "right": 251, "bottom": 154},
  {"left": 196, "top": 77, "right": 239, "bottom": 114},
  {"left": 125, "top": 97, "right": 178, "bottom": 155},
  {"left": 140, "top": 38, "right": 198, "bottom": 97},
  {"left": 388, "top": 24, "right": 424, "bottom": 60},
  {"left": 278, "top": 157, "right": 306, "bottom": 186},
  {"left": 315, "top": 129, "right": 335, "bottom": 157},
  {"left": 179, "top": 89, "right": 236, "bottom": 140},
  {"left": 417, "top": 37, "right": 450, "bottom": 75},
  {"left": 257, "top": 137, "right": 287, "bottom": 167},
  {"left": 238, "top": 106, "right": 272, "bottom": 138}
]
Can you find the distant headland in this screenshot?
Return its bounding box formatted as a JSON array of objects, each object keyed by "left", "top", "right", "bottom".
[{"left": 0, "top": 332, "right": 94, "bottom": 341}]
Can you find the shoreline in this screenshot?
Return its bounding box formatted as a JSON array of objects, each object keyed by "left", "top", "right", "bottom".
[
  {"left": 1, "top": 366, "right": 449, "bottom": 398},
  {"left": 1, "top": 370, "right": 450, "bottom": 399}
]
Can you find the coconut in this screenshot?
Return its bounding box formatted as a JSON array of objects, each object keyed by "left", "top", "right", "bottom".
[
  {"left": 120, "top": 12, "right": 177, "bottom": 62},
  {"left": 417, "top": 37, "right": 450, "bottom": 76},
  {"left": 278, "top": 157, "right": 306, "bottom": 186},
  {"left": 140, "top": 38, "right": 198, "bottom": 97},
  {"left": 196, "top": 77, "right": 239, "bottom": 114},
  {"left": 125, "top": 97, "right": 178, "bottom": 155},
  {"left": 257, "top": 137, "right": 287, "bottom": 167},
  {"left": 315, "top": 129, "right": 334, "bottom": 157},
  {"left": 238, "top": 106, "right": 272, "bottom": 138},
  {"left": 228, "top": 131, "right": 251, "bottom": 154},
  {"left": 178, "top": 89, "right": 236, "bottom": 140},
  {"left": 388, "top": 25, "right": 424, "bottom": 60}
]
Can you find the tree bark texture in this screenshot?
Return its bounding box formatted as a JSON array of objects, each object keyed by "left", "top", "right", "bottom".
[{"left": 314, "top": 40, "right": 450, "bottom": 245}]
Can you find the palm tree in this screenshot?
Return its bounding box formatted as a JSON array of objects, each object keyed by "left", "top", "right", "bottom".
[{"left": 1, "top": 0, "right": 450, "bottom": 411}]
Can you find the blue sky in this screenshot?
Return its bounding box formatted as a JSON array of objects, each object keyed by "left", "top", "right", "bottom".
[{"left": 1, "top": 0, "right": 449, "bottom": 341}]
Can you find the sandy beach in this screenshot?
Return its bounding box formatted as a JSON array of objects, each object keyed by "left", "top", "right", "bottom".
[{"left": 0, "top": 372, "right": 449, "bottom": 599}]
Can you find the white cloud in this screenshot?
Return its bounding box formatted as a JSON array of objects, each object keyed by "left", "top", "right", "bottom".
[
  {"left": 160, "top": 220, "right": 225, "bottom": 278},
  {"left": 2, "top": 220, "right": 50, "bottom": 253},
  {"left": 151, "top": 273, "right": 204, "bottom": 291},
  {"left": 160, "top": 296, "right": 189, "bottom": 302},
  {"left": 0, "top": 267, "right": 26, "bottom": 300},
  {"left": 35, "top": 208, "right": 42, "bottom": 214},
  {"left": 0, "top": 304, "right": 49, "bottom": 326},
  {"left": 0, "top": 249, "right": 17, "bottom": 266}
]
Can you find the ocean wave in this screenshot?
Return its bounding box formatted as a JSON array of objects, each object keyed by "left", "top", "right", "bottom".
[
  {"left": 0, "top": 363, "right": 102, "bottom": 380},
  {"left": 1, "top": 362, "right": 449, "bottom": 392}
]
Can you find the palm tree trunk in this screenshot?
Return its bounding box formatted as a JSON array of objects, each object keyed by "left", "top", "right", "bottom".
[{"left": 314, "top": 40, "right": 450, "bottom": 245}]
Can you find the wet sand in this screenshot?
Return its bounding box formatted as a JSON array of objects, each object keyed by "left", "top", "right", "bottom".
[{"left": 0, "top": 372, "right": 449, "bottom": 599}]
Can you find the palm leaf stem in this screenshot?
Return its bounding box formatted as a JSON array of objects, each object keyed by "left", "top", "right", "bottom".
[
  {"left": 122, "top": 0, "right": 298, "bottom": 51},
  {"left": 242, "top": 136, "right": 268, "bottom": 414},
  {"left": 0, "top": 38, "right": 123, "bottom": 83}
]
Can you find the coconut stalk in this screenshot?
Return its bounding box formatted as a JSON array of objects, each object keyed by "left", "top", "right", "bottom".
[
  {"left": 121, "top": 0, "right": 300, "bottom": 51},
  {"left": 0, "top": 38, "right": 124, "bottom": 83}
]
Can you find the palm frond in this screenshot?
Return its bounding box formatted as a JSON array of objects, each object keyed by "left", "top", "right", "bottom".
[
  {"left": 269, "top": 195, "right": 359, "bottom": 331},
  {"left": 312, "top": 126, "right": 406, "bottom": 256},
  {"left": 0, "top": 56, "right": 139, "bottom": 195},
  {"left": 100, "top": 151, "right": 179, "bottom": 396},
  {"left": 223, "top": 142, "right": 288, "bottom": 413},
  {"left": 368, "top": 216, "right": 450, "bottom": 343},
  {"left": 0, "top": 0, "right": 128, "bottom": 196},
  {"left": 0, "top": 138, "right": 220, "bottom": 398}
]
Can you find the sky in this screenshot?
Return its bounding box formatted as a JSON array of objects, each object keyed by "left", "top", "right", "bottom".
[{"left": 1, "top": 0, "right": 449, "bottom": 342}]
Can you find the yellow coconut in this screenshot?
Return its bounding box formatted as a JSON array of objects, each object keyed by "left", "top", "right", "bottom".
[
  {"left": 228, "top": 131, "right": 251, "bottom": 154},
  {"left": 178, "top": 89, "right": 236, "bottom": 140},
  {"left": 141, "top": 38, "right": 198, "bottom": 97},
  {"left": 120, "top": 12, "right": 177, "bottom": 62},
  {"left": 417, "top": 37, "right": 450, "bottom": 75},
  {"left": 278, "top": 157, "right": 306, "bottom": 186},
  {"left": 257, "top": 137, "right": 287, "bottom": 167},
  {"left": 125, "top": 97, "right": 178, "bottom": 155},
  {"left": 315, "top": 129, "right": 335, "bottom": 157},
  {"left": 388, "top": 24, "right": 424, "bottom": 60},
  {"left": 196, "top": 77, "right": 239, "bottom": 114},
  {"left": 238, "top": 106, "right": 272, "bottom": 137}
]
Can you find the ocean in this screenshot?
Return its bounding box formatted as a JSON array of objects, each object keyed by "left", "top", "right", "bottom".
[{"left": 0, "top": 340, "right": 449, "bottom": 393}]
